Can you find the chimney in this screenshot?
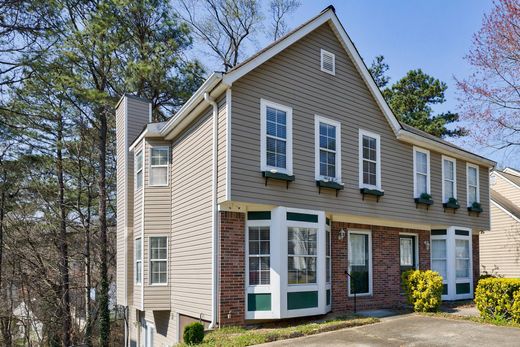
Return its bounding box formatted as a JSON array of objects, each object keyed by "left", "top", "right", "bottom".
[{"left": 115, "top": 94, "right": 151, "bottom": 306}]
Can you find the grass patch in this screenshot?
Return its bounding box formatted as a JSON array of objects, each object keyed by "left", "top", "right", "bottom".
[
  {"left": 419, "top": 312, "right": 520, "bottom": 329},
  {"left": 176, "top": 316, "right": 378, "bottom": 347}
]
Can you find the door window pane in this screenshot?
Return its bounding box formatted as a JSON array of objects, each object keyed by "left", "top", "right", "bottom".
[
  {"left": 400, "top": 238, "right": 414, "bottom": 266},
  {"left": 349, "top": 233, "right": 370, "bottom": 295}
]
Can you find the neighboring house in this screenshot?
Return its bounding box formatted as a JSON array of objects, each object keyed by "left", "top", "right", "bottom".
[
  {"left": 115, "top": 6, "right": 494, "bottom": 346},
  {"left": 480, "top": 168, "right": 520, "bottom": 278}
]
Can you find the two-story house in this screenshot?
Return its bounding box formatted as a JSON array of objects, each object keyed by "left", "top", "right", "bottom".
[
  {"left": 116, "top": 6, "right": 494, "bottom": 346},
  {"left": 480, "top": 168, "right": 520, "bottom": 278}
]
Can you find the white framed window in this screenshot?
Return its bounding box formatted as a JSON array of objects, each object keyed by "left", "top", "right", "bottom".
[
  {"left": 358, "top": 129, "right": 381, "bottom": 189},
  {"left": 149, "top": 146, "right": 169, "bottom": 186},
  {"left": 348, "top": 230, "right": 372, "bottom": 296},
  {"left": 260, "top": 99, "right": 293, "bottom": 175},
  {"left": 413, "top": 147, "right": 430, "bottom": 197},
  {"left": 442, "top": 156, "right": 457, "bottom": 203},
  {"left": 288, "top": 227, "right": 317, "bottom": 284},
  {"left": 320, "top": 49, "right": 335, "bottom": 75},
  {"left": 314, "top": 116, "right": 341, "bottom": 181},
  {"left": 135, "top": 238, "right": 142, "bottom": 285},
  {"left": 149, "top": 236, "right": 167, "bottom": 285},
  {"left": 466, "top": 163, "right": 480, "bottom": 206},
  {"left": 248, "top": 226, "right": 270, "bottom": 286},
  {"left": 455, "top": 239, "right": 470, "bottom": 279},
  {"left": 431, "top": 238, "right": 447, "bottom": 280},
  {"left": 135, "top": 150, "right": 143, "bottom": 190}
]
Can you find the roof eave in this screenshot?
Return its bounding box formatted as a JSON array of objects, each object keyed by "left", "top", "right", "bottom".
[
  {"left": 397, "top": 129, "right": 496, "bottom": 167},
  {"left": 160, "top": 72, "right": 225, "bottom": 139}
]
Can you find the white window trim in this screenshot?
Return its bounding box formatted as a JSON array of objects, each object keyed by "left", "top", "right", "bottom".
[
  {"left": 413, "top": 146, "right": 431, "bottom": 198},
  {"left": 149, "top": 146, "right": 169, "bottom": 187},
  {"left": 135, "top": 237, "right": 142, "bottom": 285},
  {"left": 135, "top": 149, "right": 144, "bottom": 190},
  {"left": 149, "top": 235, "right": 168, "bottom": 286},
  {"left": 246, "top": 223, "right": 271, "bottom": 287},
  {"left": 358, "top": 129, "right": 381, "bottom": 190},
  {"left": 260, "top": 99, "right": 293, "bottom": 175},
  {"left": 466, "top": 163, "right": 480, "bottom": 206},
  {"left": 347, "top": 229, "right": 372, "bottom": 297},
  {"left": 314, "top": 115, "right": 342, "bottom": 182},
  {"left": 399, "top": 232, "right": 419, "bottom": 269},
  {"left": 320, "top": 49, "right": 335, "bottom": 75},
  {"left": 441, "top": 155, "right": 457, "bottom": 203}
]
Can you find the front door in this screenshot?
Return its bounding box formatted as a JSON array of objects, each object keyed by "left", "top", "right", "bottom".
[{"left": 400, "top": 235, "right": 417, "bottom": 280}]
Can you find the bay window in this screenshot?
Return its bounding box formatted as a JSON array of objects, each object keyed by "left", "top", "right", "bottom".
[
  {"left": 248, "top": 226, "right": 270, "bottom": 285},
  {"left": 150, "top": 147, "right": 169, "bottom": 186},
  {"left": 150, "top": 236, "right": 167, "bottom": 284},
  {"left": 260, "top": 99, "right": 293, "bottom": 175},
  {"left": 288, "top": 227, "right": 317, "bottom": 284}
]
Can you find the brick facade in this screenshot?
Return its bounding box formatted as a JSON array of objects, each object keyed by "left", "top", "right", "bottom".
[
  {"left": 472, "top": 234, "right": 480, "bottom": 291},
  {"left": 218, "top": 211, "right": 246, "bottom": 327},
  {"left": 331, "top": 222, "right": 431, "bottom": 312}
]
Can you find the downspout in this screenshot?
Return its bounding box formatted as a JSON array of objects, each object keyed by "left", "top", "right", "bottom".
[{"left": 204, "top": 92, "right": 219, "bottom": 329}]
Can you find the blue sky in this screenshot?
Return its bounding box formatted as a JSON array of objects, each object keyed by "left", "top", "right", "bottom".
[{"left": 198, "top": 0, "right": 516, "bottom": 168}]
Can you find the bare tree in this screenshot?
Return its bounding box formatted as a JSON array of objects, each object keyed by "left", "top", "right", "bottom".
[
  {"left": 177, "top": 0, "right": 300, "bottom": 71},
  {"left": 269, "top": 0, "right": 300, "bottom": 40}
]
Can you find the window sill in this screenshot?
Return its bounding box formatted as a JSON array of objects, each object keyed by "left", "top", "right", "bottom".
[
  {"left": 467, "top": 206, "right": 483, "bottom": 216},
  {"left": 316, "top": 180, "right": 344, "bottom": 196},
  {"left": 443, "top": 201, "right": 460, "bottom": 213},
  {"left": 360, "top": 187, "right": 384, "bottom": 202},
  {"left": 148, "top": 283, "right": 168, "bottom": 287},
  {"left": 414, "top": 197, "right": 434, "bottom": 209},
  {"left": 262, "top": 171, "right": 295, "bottom": 188}
]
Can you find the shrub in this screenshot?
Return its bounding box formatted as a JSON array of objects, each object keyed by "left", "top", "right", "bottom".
[
  {"left": 183, "top": 322, "right": 205, "bottom": 345},
  {"left": 402, "top": 270, "right": 443, "bottom": 312},
  {"left": 475, "top": 277, "right": 520, "bottom": 323}
]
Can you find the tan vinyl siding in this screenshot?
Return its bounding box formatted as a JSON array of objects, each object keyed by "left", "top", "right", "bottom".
[
  {"left": 494, "top": 174, "right": 520, "bottom": 206},
  {"left": 217, "top": 96, "right": 228, "bottom": 203},
  {"left": 480, "top": 203, "right": 520, "bottom": 278},
  {"left": 171, "top": 107, "right": 214, "bottom": 320},
  {"left": 128, "top": 308, "right": 179, "bottom": 346},
  {"left": 230, "top": 23, "right": 490, "bottom": 231},
  {"left": 141, "top": 139, "right": 171, "bottom": 310},
  {"left": 116, "top": 99, "right": 127, "bottom": 305}
]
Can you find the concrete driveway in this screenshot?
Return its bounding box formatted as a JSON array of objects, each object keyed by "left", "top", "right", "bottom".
[{"left": 260, "top": 314, "right": 520, "bottom": 347}]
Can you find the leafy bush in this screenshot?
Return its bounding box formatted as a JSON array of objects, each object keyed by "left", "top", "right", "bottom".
[
  {"left": 402, "top": 270, "right": 443, "bottom": 312},
  {"left": 183, "top": 322, "right": 205, "bottom": 345},
  {"left": 475, "top": 277, "right": 520, "bottom": 323}
]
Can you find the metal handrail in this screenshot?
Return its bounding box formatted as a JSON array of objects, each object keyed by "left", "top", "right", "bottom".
[{"left": 344, "top": 270, "right": 356, "bottom": 313}]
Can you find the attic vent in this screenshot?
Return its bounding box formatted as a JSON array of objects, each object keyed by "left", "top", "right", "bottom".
[{"left": 320, "top": 49, "right": 335, "bottom": 75}]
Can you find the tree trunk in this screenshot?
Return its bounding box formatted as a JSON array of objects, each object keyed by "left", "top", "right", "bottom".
[
  {"left": 56, "top": 114, "right": 71, "bottom": 347},
  {"left": 97, "top": 107, "right": 110, "bottom": 347},
  {"left": 84, "top": 191, "right": 92, "bottom": 347},
  {"left": 0, "top": 175, "right": 12, "bottom": 347}
]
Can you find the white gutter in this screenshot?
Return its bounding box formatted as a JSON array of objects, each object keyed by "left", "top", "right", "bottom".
[
  {"left": 204, "top": 91, "right": 219, "bottom": 329},
  {"left": 160, "top": 72, "right": 223, "bottom": 139},
  {"left": 397, "top": 129, "right": 496, "bottom": 167}
]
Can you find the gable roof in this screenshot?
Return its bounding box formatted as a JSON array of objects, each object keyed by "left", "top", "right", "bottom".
[
  {"left": 500, "top": 170, "right": 520, "bottom": 188},
  {"left": 158, "top": 6, "right": 495, "bottom": 167},
  {"left": 491, "top": 190, "right": 520, "bottom": 222}
]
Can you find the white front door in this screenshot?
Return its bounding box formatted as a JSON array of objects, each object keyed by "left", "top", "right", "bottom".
[{"left": 144, "top": 321, "right": 155, "bottom": 347}]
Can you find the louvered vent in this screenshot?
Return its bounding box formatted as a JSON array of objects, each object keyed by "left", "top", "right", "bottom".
[{"left": 321, "top": 49, "right": 335, "bottom": 75}]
